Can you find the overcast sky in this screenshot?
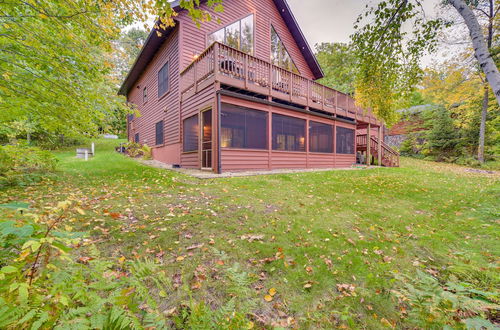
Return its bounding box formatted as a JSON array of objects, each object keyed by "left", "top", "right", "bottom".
[{"left": 286, "top": 0, "right": 443, "bottom": 49}]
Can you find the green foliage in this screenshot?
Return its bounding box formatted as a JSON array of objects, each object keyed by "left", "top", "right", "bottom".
[
  {"left": 393, "top": 270, "right": 498, "bottom": 328},
  {"left": 0, "top": 200, "right": 172, "bottom": 329},
  {"left": 113, "top": 28, "right": 150, "bottom": 82},
  {"left": 122, "top": 142, "right": 152, "bottom": 159},
  {"left": 173, "top": 263, "right": 256, "bottom": 329},
  {"left": 426, "top": 107, "right": 460, "bottom": 160},
  {"left": 0, "top": 145, "right": 57, "bottom": 188},
  {"left": 399, "top": 133, "right": 426, "bottom": 157},
  {"left": 315, "top": 43, "right": 356, "bottom": 94},
  {"left": 351, "top": 0, "right": 448, "bottom": 125},
  {"left": 0, "top": 0, "right": 224, "bottom": 147}
]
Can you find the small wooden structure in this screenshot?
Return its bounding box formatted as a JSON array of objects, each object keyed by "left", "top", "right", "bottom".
[{"left": 76, "top": 143, "right": 95, "bottom": 160}]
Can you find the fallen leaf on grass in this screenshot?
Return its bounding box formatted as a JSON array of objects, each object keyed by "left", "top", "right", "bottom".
[
  {"left": 269, "top": 288, "right": 277, "bottom": 296},
  {"left": 176, "top": 256, "right": 185, "bottom": 262},
  {"left": 186, "top": 243, "right": 204, "bottom": 250},
  {"left": 264, "top": 294, "right": 273, "bottom": 302},
  {"left": 241, "top": 234, "right": 264, "bottom": 242}
]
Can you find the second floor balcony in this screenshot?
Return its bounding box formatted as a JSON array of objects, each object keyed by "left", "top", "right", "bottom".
[{"left": 180, "top": 42, "right": 381, "bottom": 127}]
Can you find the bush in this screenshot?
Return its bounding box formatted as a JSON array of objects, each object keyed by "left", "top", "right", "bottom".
[
  {"left": 0, "top": 145, "right": 57, "bottom": 188},
  {"left": 120, "top": 142, "right": 152, "bottom": 160},
  {"left": 0, "top": 200, "right": 256, "bottom": 329}
]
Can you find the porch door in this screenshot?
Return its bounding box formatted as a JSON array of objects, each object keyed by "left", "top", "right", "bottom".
[{"left": 201, "top": 109, "right": 212, "bottom": 169}]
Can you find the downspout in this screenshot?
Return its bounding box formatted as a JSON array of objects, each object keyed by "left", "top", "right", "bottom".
[{"left": 217, "top": 92, "right": 222, "bottom": 174}]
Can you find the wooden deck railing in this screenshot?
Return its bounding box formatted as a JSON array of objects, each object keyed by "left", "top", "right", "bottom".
[
  {"left": 356, "top": 134, "right": 400, "bottom": 167},
  {"left": 180, "top": 42, "right": 381, "bottom": 126}
]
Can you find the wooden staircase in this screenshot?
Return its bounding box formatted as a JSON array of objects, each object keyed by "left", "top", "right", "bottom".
[{"left": 356, "top": 134, "right": 400, "bottom": 167}]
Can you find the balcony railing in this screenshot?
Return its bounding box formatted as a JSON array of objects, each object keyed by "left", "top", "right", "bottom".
[{"left": 180, "top": 42, "right": 381, "bottom": 125}]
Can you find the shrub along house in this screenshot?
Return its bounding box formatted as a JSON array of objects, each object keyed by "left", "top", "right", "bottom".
[{"left": 119, "top": 0, "right": 399, "bottom": 172}]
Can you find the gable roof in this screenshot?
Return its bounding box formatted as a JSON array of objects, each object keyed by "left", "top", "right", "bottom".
[{"left": 119, "top": 0, "right": 324, "bottom": 96}]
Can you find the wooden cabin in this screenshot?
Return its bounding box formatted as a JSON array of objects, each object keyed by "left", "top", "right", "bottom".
[{"left": 119, "top": 0, "right": 399, "bottom": 173}]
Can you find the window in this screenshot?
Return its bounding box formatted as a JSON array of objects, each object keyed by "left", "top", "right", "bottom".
[
  {"left": 272, "top": 114, "right": 306, "bottom": 152},
  {"left": 143, "top": 87, "right": 148, "bottom": 104},
  {"left": 336, "top": 127, "right": 355, "bottom": 154},
  {"left": 134, "top": 133, "right": 139, "bottom": 143},
  {"left": 310, "top": 121, "right": 333, "bottom": 153},
  {"left": 128, "top": 113, "right": 134, "bottom": 122},
  {"left": 207, "top": 14, "right": 254, "bottom": 55},
  {"left": 271, "top": 26, "right": 299, "bottom": 73},
  {"left": 155, "top": 121, "right": 164, "bottom": 145},
  {"left": 221, "top": 104, "right": 267, "bottom": 149},
  {"left": 183, "top": 115, "right": 198, "bottom": 152},
  {"left": 158, "top": 62, "right": 169, "bottom": 97}
]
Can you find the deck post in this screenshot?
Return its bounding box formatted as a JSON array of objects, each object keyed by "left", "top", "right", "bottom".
[
  {"left": 367, "top": 123, "right": 371, "bottom": 166},
  {"left": 214, "top": 43, "right": 219, "bottom": 80},
  {"left": 268, "top": 63, "right": 272, "bottom": 96},
  {"left": 289, "top": 72, "right": 293, "bottom": 102},
  {"left": 244, "top": 53, "right": 248, "bottom": 89},
  {"left": 378, "top": 125, "right": 382, "bottom": 166},
  {"left": 307, "top": 80, "right": 310, "bottom": 107},
  {"left": 321, "top": 85, "right": 325, "bottom": 111}
]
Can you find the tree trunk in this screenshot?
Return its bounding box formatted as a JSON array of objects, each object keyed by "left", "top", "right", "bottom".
[
  {"left": 448, "top": 0, "right": 500, "bottom": 106},
  {"left": 478, "top": 84, "right": 488, "bottom": 163}
]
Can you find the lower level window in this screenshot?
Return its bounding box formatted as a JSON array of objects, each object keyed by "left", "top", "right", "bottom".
[
  {"left": 183, "top": 115, "right": 198, "bottom": 152},
  {"left": 272, "top": 114, "right": 306, "bottom": 152},
  {"left": 221, "top": 104, "right": 267, "bottom": 149},
  {"left": 336, "top": 126, "right": 354, "bottom": 154},
  {"left": 155, "top": 120, "right": 164, "bottom": 145},
  {"left": 134, "top": 133, "right": 139, "bottom": 143},
  {"left": 310, "top": 121, "right": 333, "bottom": 153}
]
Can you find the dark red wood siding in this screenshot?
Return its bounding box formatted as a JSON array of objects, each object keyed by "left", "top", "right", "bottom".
[
  {"left": 176, "top": 0, "right": 315, "bottom": 79},
  {"left": 128, "top": 27, "right": 181, "bottom": 164}
]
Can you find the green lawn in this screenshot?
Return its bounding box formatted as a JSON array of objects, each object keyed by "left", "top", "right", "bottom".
[{"left": 1, "top": 139, "right": 499, "bottom": 329}]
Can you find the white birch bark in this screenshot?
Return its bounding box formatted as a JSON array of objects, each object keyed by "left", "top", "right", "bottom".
[{"left": 447, "top": 0, "right": 500, "bottom": 106}]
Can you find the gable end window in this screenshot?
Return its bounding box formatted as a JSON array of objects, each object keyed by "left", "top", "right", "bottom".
[
  {"left": 336, "top": 127, "right": 355, "bottom": 154},
  {"left": 158, "top": 62, "right": 169, "bottom": 97},
  {"left": 143, "top": 87, "right": 148, "bottom": 104},
  {"left": 271, "top": 26, "right": 299, "bottom": 74},
  {"left": 155, "top": 121, "right": 164, "bottom": 145},
  {"left": 207, "top": 14, "right": 254, "bottom": 55}
]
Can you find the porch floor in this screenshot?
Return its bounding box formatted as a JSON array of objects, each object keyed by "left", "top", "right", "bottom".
[{"left": 139, "top": 159, "right": 377, "bottom": 179}]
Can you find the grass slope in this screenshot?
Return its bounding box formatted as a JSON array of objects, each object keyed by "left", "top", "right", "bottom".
[{"left": 1, "top": 139, "right": 499, "bottom": 328}]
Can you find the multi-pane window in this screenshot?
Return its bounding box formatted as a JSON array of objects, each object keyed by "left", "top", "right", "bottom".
[
  {"left": 158, "top": 62, "right": 169, "bottom": 97},
  {"left": 272, "top": 114, "right": 306, "bottom": 152},
  {"left": 183, "top": 115, "right": 198, "bottom": 152},
  {"left": 134, "top": 133, "right": 139, "bottom": 143},
  {"left": 143, "top": 87, "right": 148, "bottom": 104},
  {"left": 271, "top": 26, "right": 299, "bottom": 73},
  {"left": 221, "top": 104, "right": 267, "bottom": 149},
  {"left": 155, "top": 120, "right": 164, "bottom": 145},
  {"left": 207, "top": 14, "right": 254, "bottom": 55},
  {"left": 336, "top": 127, "right": 355, "bottom": 154},
  {"left": 309, "top": 121, "right": 333, "bottom": 153}
]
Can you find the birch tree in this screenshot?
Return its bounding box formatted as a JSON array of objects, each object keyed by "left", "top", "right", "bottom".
[{"left": 351, "top": 0, "right": 499, "bottom": 127}]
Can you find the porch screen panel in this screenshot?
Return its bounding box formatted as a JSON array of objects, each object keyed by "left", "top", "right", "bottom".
[
  {"left": 336, "top": 127, "right": 355, "bottom": 154},
  {"left": 309, "top": 121, "right": 333, "bottom": 153},
  {"left": 272, "top": 114, "right": 306, "bottom": 152},
  {"left": 221, "top": 104, "right": 267, "bottom": 149},
  {"left": 183, "top": 115, "right": 198, "bottom": 152}
]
